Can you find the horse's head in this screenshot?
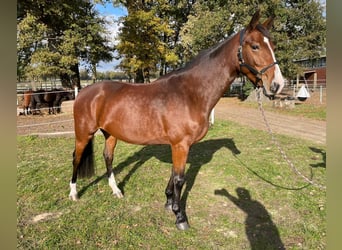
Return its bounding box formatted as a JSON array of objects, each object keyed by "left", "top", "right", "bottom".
[{"left": 238, "top": 10, "right": 284, "bottom": 99}]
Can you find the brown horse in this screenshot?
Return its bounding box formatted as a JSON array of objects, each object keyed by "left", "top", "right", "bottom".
[
  {"left": 44, "top": 89, "right": 74, "bottom": 114},
  {"left": 22, "top": 90, "right": 33, "bottom": 115},
  {"left": 28, "top": 88, "right": 74, "bottom": 115},
  {"left": 43, "top": 90, "right": 57, "bottom": 114},
  {"left": 69, "top": 10, "right": 284, "bottom": 230}
]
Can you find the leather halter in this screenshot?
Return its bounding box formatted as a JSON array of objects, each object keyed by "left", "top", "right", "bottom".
[{"left": 237, "top": 29, "right": 278, "bottom": 86}]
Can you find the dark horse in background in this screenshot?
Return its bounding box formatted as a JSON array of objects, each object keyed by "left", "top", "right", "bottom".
[
  {"left": 69, "top": 11, "right": 285, "bottom": 230},
  {"left": 27, "top": 88, "right": 74, "bottom": 115}
]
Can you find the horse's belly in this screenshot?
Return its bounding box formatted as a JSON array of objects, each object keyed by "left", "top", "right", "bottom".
[{"left": 102, "top": 117, "right": 169, "bottom": 145}]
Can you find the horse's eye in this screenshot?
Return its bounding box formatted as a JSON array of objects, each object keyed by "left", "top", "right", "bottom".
[{"left": 251, "top": 44, "right": 260, "bottom": 50}]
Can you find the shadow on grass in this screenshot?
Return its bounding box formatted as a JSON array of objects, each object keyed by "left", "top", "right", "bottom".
[
  {"left": 233, "top": 155, "right": 312, "bottom": 190},
  {"left": 215, "top": 187, "right": 285, "bottom": 250},
  {"left": 78, "top": 138, "right": 241, "bottom": 206},
  {"left": 309, "top": 147, "right": 326, "bottom": 168},
  {"left": 115, "top": 138, "right": 241, "bottom": 200},
  {"left": 78, "top": 172, "right": 107, "bottom": 198}
]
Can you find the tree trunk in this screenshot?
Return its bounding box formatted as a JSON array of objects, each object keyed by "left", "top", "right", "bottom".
[
  {"left": 70, "top": 63, "right": 81, "bottom": 89},
  {"left": 60, "top": 73, "right": 71, "bottom": 88},
  {"left": 134, "top": 68, "right": 144, "bottom": 83},
  {"left": 91, "top": 63, "right": 97, "bottom": 84},
  {"left": 59, "top": 63, "right": 81, "bottom": 89},
  {"left": 144, "top": 68, "right": 150, "bottom": 83}
]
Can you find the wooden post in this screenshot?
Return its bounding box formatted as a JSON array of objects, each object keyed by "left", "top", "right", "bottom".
[
  {"left": 74, "top": 86, "right": 78, "bottom": 98},
  {"left": 209, "top": 108, "right": 215, "bottom": 125},
  {"left": 313, "top": 72, "right": 317, "bottom": 91}
]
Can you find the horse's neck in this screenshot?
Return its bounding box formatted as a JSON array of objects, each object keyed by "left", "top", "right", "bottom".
[{"left": 183, "top": 35, "right": 240, "bottom": 115}]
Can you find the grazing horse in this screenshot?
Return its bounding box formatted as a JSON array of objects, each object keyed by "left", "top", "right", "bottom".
[
  {"left": 29, "top": 89, "right": 46, "bottom": 115},
  {"left": 54, "top": 89, "right": 74, "bottom": 113},
  {"left": 69, "top": 10, "right": 284, "bottom": 230},
  {"left": 44, "top": 90, "right": 57, "bottom": 114},
  {"left": 44, "top": 89, "right": 74, "bottom": 114},
  {"left": 29, "top": 88, "right": 74, "bottom": 114}
]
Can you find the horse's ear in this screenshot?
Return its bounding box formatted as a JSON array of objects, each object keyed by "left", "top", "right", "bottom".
[
  {"left": 262, "top": 16, "right": 275, "bottom": 30},
  {"left": 247, "top": 9, "right": 261, "bottom": 31}
]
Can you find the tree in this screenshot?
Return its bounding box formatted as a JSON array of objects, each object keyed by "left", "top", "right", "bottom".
[
  {"left": 179, "top": 0, "right": 326, "bottom": 80},
  {"left": 114, "top": 0, "right": 195, "bottom": 82},
  {"left": 17, "top": 0, "right": 113, "bottom": 88},
  {"left": 115, "top": 3, "right": 174, "bottom": 82},
  {"left": 274, "top": 0, "right": 326, "bottom": 78},
  {"left": 112, "top": 0, "right": 325, "bottom": 82}
]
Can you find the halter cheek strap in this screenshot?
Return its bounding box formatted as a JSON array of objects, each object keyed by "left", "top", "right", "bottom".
[{"left": 238, "top": 29, "right": 278, "bottom": 85}]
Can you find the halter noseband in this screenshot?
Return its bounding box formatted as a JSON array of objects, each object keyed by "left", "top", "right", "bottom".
[{"left": 238, "top": 29, "right": 278, "bottom": 86}]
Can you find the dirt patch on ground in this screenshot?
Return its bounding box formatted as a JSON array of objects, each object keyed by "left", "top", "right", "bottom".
[
  {"left": 17, "top": 101, "right": 75, "bottom": 136},
  {"left": 214, "top": 97, "right": 326, "bottom": 144}
]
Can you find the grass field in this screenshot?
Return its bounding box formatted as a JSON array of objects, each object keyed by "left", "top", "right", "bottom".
[{"left": 17, "top": 119, "right": 326, "bottom": 249}]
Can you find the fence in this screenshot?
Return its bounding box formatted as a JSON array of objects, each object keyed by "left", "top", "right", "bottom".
[{"left": 16, "top": 81, "right": 66, "bottom": 93}]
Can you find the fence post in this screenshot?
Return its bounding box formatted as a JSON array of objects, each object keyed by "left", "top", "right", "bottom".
[
  {"left": 74, "top": 86, "right": 78, "bottom": 98},
  {"left": 209, "top": 108, "right": 215, "bottom": 125}
]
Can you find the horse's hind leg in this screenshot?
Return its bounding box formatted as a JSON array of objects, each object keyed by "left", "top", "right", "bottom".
[
  {"left": 69, "top": 135, "right": 95, "bottom": 200},
  {"left": 103, "top": 131, "right": 123, "bottom": 198},
  {"left": 69, "top": 141, "right": 84, "bottom": 201}
]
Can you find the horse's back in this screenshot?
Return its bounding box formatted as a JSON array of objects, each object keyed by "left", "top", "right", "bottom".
[{"left": 74, "top": 81, "right": 124, "bottom": 106}]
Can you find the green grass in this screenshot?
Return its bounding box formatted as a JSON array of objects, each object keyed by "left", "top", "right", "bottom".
[
  {"left": 239, "top": 99, "right": 326, "bottom": 121},
  {"left": 17, "top": 120, "right": 326, "bottom": 249},
  {"left": 268, "top": 102, "right": 326, "bottom": 120}
]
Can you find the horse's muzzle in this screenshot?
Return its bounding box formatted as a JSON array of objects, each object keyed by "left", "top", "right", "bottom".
[
  {"left": 263, "top": 82, "right": 282, "bottom": 100},
  {"left": 263, "top": 90, "right": 275, "bottom": 100},
  {"left": 270, "top": 82, "right": 281, "bottom": 94}
]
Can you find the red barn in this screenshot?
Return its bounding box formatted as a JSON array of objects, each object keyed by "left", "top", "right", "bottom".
[{"left": 295, "top": 56, "right": 326, "bottom": 90}]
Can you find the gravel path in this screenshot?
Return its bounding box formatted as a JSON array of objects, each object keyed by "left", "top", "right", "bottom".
[
  {"left": 17, "top": 98, "right": 326, "bottom": 145},
  {"left": 214, "top": 98, "right": 326, "bottom": 145}
]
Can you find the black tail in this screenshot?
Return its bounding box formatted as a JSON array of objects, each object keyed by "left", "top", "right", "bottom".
[{"left": 77, "top": 138, "right": 95, "bottom": 178}]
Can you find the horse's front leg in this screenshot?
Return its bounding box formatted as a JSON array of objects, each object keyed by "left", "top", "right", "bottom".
[
  {"left": 165, "top": 170, "right": 174, "bottom": 211},
  {"left": 170, "top": 143, "right": 190, "bottom": 230}
]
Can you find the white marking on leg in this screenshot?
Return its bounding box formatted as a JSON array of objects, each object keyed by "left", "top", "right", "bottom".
[
  {"left": 69, "top": 182, "right": 78, "bottom": 201},
  {"left": 109, "top": 173, "right": 124, "bottom": 198},
  {"left": 264, "top": 37, "right": 285, "bottom": 93}
]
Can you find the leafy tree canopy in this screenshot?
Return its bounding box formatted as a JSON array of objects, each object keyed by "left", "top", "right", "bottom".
[
  {"left": 17, "top": 0, "right": 113, "bottom": 87},
  {"left": 114, "top": 0, "right": 326, "bottom": 81}
]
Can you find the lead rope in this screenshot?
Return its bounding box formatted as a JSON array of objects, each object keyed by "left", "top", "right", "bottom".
[{"left": 256, "top": 89, "right": 326, "bottom": 190}]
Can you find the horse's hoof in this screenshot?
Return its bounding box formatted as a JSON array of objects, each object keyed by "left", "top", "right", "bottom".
[
  {"left": 164, "top": 203, "right": 173, "bottom": 212},
  {"left": 176, "top": 221, "right": 190, "bottom": 230},
  {"left": 69, "top": 194, "right": 79, "bottom": 201},
  {"left": 114, "top": 191, "right": 124, "bottom": 198}
]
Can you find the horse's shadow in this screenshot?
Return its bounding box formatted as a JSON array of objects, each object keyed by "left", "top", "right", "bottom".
[
  {"left": 115, "top": 138, "right": 241, "bottom": 203},
  {"left": 215, "top": 187, "right": 285, "bottom": 250},
  {"left": 78, "top": 138, "right": 241, "bottom": 206}
]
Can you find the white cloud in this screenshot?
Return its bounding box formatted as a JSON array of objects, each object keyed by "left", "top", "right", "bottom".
[{"left": 94, "top": 4, "right": 127, "bottom": 72}]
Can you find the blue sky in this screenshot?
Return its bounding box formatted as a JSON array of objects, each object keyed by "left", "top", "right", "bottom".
[{"left": 95, "top": 3, "right": 127, "bottom": 17}]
